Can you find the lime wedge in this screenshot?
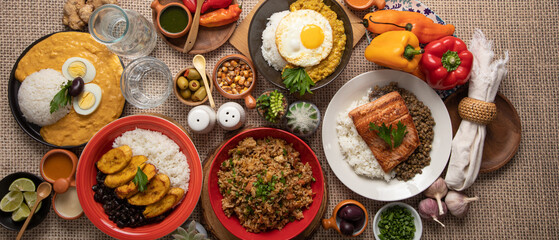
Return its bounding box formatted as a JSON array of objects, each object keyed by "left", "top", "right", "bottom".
[
  {"left": 1, "top": 191, "right": 24, "bottom": 212},
  {"left": 11, "top": 203, "right": 30, "bottom": 222},
  {"left": 23, "top": 192, "right": 41, "bottom": 213},
  {"left": 9, "top": 178, "right": 35, "bottom": 192}
]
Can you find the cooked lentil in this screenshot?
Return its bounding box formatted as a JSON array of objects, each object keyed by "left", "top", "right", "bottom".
[
  {"left": 369, "top": 82, "right": 435, "bottom": 181},
  {"left": 217, "top": 59, "right": 253, "bottom": 95}
]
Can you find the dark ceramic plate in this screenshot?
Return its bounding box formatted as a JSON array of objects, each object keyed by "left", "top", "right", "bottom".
[
  {"left": 0, "top": 172, "right": 51, "bottom": 231},
  {"left": 8, "top": 31, "right": 125, "bottom": 149},
  {"left": 248, "top": 0, "right": 353, "bottom": 92}
]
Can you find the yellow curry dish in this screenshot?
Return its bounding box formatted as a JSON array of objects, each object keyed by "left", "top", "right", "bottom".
[{"left": 15, "top": 32, "right": 124, "bottom": 146}]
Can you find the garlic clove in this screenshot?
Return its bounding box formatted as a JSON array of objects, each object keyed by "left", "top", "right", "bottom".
[
  {"left": 445, "top": 191, "right": 479, "bottom": 218},
  {"left": 424, "top": 177, "right": 448, "bottom": 215},
  {"left": 418, "top": 198, "right": 447, "bottom": 227}
]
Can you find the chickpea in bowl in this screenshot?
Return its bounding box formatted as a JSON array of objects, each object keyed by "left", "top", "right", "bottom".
[{"left": 213, "top": 54, "right": 257, "bottom": 109}]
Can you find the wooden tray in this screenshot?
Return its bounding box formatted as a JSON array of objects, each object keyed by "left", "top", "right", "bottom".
[
  {"left": 152, "top": 0, "right": 237, "bottom": 54},
  {"left": 229, "top": 0, "right": 367, "bottom": 59},
  {"left": 200, "top": 127, "right": 329, "bottom": 240},
  {"left": 445, "top": 88, "right": 521, "bottom": 173}
]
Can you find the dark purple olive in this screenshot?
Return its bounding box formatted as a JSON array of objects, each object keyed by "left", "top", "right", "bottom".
[
  {"left": 338, "top": 204, "right": 365, "bottom": 222},
  {"left": 339, "top": 219, "right": 355, "bottom": 236},
  {"left": 69, "top": 77, "right": 84, "bottom": 97},
  {"left": 353, "top": 216, "right": 366, "bottom": 230}
]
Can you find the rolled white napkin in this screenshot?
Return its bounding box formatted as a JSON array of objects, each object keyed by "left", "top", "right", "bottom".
[{"left": 445, "top": 29, "right": 509, "bottom": 191}]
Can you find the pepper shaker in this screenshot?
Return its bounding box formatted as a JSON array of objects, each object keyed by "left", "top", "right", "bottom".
[
  {"left": 187, "top": 105, "right": 216, "bottom": 134},
  {"left": 217, "top": 102, "right": 246, "bottom": 131}
]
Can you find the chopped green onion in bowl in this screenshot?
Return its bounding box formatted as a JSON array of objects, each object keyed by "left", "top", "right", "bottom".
[{"left": 373, "top": 202, "right": 422, "bottom": 240}]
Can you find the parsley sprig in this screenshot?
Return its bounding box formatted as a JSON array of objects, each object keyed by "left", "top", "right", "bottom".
[
  {"left": 281, "top": 67, "right": 315, "bottom": 96},
  {"left": 369, "top": 121, "right": 408, "bottom": 149},
  {"left": 49, "top": 80, "right": 72, "bottom": 113},
  {"left": 132, "top": 167, "right": 148, "bottom": 192}
]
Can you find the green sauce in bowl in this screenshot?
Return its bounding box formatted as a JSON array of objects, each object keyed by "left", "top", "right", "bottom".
[{"left": 160, "top": 6, "right": 189, "bottom": 33}]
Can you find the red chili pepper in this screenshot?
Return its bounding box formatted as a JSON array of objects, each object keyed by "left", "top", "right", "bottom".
[
  {"left": 420, "top": 36, "right": 473, "bottom": 90},
  {"left": 182, "top": 0, "right": 232, "bottom": 14}
]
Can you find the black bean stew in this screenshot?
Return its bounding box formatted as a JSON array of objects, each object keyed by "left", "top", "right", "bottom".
[{"left": 370, "top": 82, "right": 435, "bottom": 181}]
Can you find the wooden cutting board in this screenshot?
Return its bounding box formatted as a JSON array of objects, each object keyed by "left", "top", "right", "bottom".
[
  {"left": 229, "top": 0, "right": 366, "bottom": 59},
  {"left": 200, "top": 127, "right": 329, "bottom": 240}
]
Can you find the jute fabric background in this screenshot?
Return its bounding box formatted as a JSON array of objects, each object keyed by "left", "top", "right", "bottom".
[{"left": 0, "top": 0, "right": 557, "bottom": 239}]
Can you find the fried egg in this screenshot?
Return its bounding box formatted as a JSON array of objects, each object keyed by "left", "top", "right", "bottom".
[
  {"left": 275, "top": 10, "right": 333, "bottom": 67},
  {"left": 73, "top": 83, "right": 102, "bottom": 115},
  {"left": 62, "top": 57, "right": 96, "bottom": 83}
]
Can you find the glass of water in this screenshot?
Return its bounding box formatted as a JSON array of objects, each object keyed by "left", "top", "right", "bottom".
[
  {"left": 89, "top": 4, "right": 157, "bottom": 59},
  {"left": 120, "top": 57, "right": 172, "bottom": 109}
]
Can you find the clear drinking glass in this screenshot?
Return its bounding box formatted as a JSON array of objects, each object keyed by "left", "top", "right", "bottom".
[
  {"left": 89, "top": 4, "right": 157, "bottom": 59},
  {"left": 121, "top": 57, "right": 172, "bottom": 109}
]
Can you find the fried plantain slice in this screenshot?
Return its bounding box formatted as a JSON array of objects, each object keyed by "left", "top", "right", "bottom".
[
  {"left": 143, "top": 187, "right": 185, "bottom": 218},
  {"left": 104, "top": 155, "right": 148, "bottom": 188},
  {"left": 96, "top": 147, "right": 131, "bottom": 174},
  {"left": 117, "top": 145, "right": 133, "bottom": 160},
  {"left": 115, "top": 163, "right": 157, "bottom": 199},
  {"left": 127, "top": 174, "right": 171, "bottom": 206}
]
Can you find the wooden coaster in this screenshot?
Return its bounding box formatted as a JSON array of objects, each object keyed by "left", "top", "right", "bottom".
[
  {"left": 229, "top": 0, "right": 367, "bottom": 59},
  {"left": 445, "top": 88, "right": 522, "bottom": 173},
  {"left": 200, "top": 127, "right": 329, "bottom": 240}
]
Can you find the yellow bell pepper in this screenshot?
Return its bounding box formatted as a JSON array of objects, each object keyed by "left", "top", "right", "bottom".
[{"left": 365, "top": 31, "right": 424, "bottom": 73}]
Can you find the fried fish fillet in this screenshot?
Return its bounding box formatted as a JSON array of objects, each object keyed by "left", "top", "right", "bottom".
[
  {"left": 96, "top": 146, "right": 132, "bottom": 174},
  {"left": 143, "top": 187, "right": 185, "bottom": 218},
  {"left": 115, "top": 163, "right": 158, "bottom": 199},
  {"left": 128, "top": 174, "right": 171, "bottom": 206},
  {"left": 104, "top": 155, "right": 148, "bottom": 188},
  {"left": 349, "top": 91, "right": 419, "bottom": 173}
]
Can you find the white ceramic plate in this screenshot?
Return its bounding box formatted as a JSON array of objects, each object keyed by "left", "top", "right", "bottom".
[{"left": 322, "top": 70, "right": 452, "bottom": 201}]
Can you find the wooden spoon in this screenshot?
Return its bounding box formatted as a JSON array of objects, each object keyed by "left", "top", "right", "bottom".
[
  {"left": 183, "top": 0, "right": 204, "bottom": 53},
  {"left": 193, "top": 55, "right": 215, "bottom": 109},
  {"left": 16, "top": 182, "right": 52, "bottom": 240}
]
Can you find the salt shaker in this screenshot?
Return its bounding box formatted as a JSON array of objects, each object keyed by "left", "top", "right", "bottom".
[
  {"left": 217, "top": 102, "right": 246, "bottom": 131},
  {"left": 187, "top": 105, "right": 216, "bottom": 134}
]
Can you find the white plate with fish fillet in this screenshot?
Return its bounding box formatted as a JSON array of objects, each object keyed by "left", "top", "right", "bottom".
[{"left": 322, "top": 70, "right": 452, "bottom": 201}]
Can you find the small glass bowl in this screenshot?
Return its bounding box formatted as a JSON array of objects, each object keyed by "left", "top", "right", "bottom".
[{"left": 121, "top": 57, "right": 172, "bottom": 109}]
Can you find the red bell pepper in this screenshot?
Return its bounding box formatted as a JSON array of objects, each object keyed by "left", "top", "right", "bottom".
[
  {"left": 420, "top": 36, "right": 473, "bottom": 90},
  {"left": 182, "top": 0, "right": 232, "bottom": 14}
]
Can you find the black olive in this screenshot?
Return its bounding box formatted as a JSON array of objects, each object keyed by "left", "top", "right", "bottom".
[
  {"left": 353, "top": 216, "right": 366, "bottom": 231},
  {"left": 339, "top": 219, "right": 355, "bottom": 236},
  {"left": 69, "top": 77, "right": 84, "bottom": 97},
  {"left": 338, "top": 204, "right": 364, "bottom": 222}
]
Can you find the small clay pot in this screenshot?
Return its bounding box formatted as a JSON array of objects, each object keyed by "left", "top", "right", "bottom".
[
  {"left": 346, "top": 0, "right": 385, "bottom": 11},
  {"left": 151, "top": 0, "right": 192, "bottom": 38},
  {"left": 322, "top": 200, "right": 369, "bottom": 237},
  {"left": 213, "top": 54, "right": 257, "bottom": 109},
  {"left": 40, "top": 149, "right": 78, "bottom": 194},
  {"left": 173, "top": 66, "right": 214, "bottom": 106}
]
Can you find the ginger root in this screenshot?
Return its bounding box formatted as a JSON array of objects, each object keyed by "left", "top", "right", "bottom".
[{"left": 62, "top": 0, "right": 119, "bottom": 31}]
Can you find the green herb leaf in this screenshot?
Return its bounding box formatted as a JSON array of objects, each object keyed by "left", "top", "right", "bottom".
[
  {"left": 281, "top": 67, "right": 315, "bottom": 96},
  {"left": 132, "top": 167, "right": 148, "bottom": 192},
  {"left": 49, "top": 80, "right": 72, "bottom": 113},
  {"left": 369, "top": 121, "right": 408, "bottom": 149}
]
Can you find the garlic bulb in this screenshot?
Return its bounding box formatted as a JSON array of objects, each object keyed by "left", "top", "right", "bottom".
[
  {"left": 418, "top": 198, "right": 447, "bottom": 227},
  {"left": 424, "top": 177, "right": 448, "bottom": 215},
  {"left": 445, "top": 191, "right": 479, "bottom": 218}
]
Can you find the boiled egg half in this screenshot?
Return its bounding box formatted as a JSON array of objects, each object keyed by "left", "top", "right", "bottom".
[
  {"left": 73, "top": 83, "right": 102, "bottom": 115},
  {"left": 62, "top": 57, "right": 96, "bottom": 83},
  {"left": 275, "top": 10, "right": 333, "bottom": 67}
]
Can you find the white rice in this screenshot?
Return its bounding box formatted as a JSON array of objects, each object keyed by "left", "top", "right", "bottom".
[
  {"left": 17, "top": 69, "right": 71, "bottom": 126},
  {"left": 261, "top": 10, "right": 290, "bottom": 71},
  {"left": 113, "top": 128, "right": 190, "bottom": 191},
  {"left": 335, "top": 90, "right": 394, "bottom": 181}
]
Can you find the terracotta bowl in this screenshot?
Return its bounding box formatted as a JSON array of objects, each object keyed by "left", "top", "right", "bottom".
[
  {"left": 346, "top": 0, "right": 385, "bottom": 11},
  {"left": 173, "top": 66, "right": 214, "bottom": 106},
  {"left": 52, "top": 186, "right": 83, "bottom": 220},
  {"left": 212, "top": 54, "right": 257, "bottom": 109},
  {"left": 150, "top": 1, "right": 192, "bottom": 38},
  {"left": 40, "top": 149, "right": 78, "bottom": 194},
  {"left": 322, "top": 200, "right": 369, "bottom": 237}
]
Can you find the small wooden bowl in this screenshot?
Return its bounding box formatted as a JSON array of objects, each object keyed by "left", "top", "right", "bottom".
[
  {"left": 173, "top": 66, "right": 213, "bottom": 106},
  {"left": 150, "top": 1, "right": 192, "bottom": 38},
  {"left": 213, "top": 54, "right": 257, "bottom": 109},
  {"left": 322, "top": 200, "right": 369, "bottom": 237}
]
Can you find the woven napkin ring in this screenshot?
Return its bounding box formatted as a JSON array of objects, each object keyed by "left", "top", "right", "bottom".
[{"left": 458, "top": 97, "right": 497, "bottom": 125}]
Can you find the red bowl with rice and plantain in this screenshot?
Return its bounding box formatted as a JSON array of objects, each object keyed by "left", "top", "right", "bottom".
[
  {"left": 76, "top": 115, "right": 203, "bottom": 240},
  {"left": 208, "top": 128, "right": 325, "bottom": 239}
]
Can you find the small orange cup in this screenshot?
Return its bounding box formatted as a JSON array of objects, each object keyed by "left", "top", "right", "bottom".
[
  {"left": 40, "top": 149, "right": 78, "bottom": 194},
  {"left": 151, "top": 0, "right": 192, "bottom": 38},
  {"left": 213, "top": 54, "right": 257, "bottom": 109},
  {"left": 322, "top": 200, "right": 369, "bottom": 237}
]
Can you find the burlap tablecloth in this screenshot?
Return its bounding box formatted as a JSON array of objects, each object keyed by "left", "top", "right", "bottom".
[{"left": 1, "top": 0, "right": 557, "bottom": 239}]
